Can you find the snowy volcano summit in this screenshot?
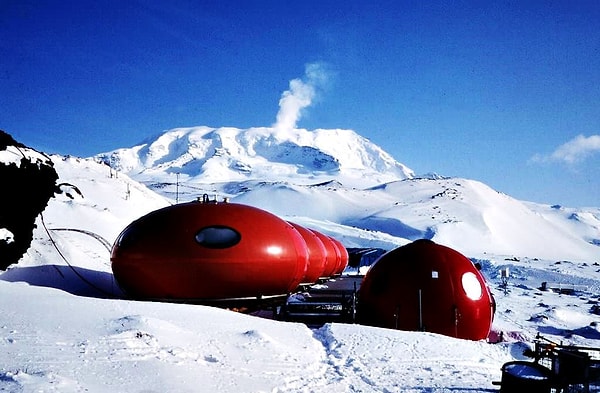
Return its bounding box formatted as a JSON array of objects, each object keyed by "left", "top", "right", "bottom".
[{"left": 96, "top": 126, "right": 414, "bottom": 187}]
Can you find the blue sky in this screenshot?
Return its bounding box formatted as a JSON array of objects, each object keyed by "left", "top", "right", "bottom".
[{"left": 2, "top": 1, "right": 599, "bottom": 207}]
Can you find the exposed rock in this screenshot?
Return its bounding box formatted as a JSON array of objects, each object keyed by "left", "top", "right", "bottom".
[{"left": 0, "top": 130, "right": 58, "bottom": 270}]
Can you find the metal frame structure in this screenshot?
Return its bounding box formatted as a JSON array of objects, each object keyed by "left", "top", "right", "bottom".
[{"left": 531, "top": 334, "right": 600, "bottom": 393}]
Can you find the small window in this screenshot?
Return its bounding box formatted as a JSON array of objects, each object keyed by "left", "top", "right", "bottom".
[
  {"left": 461, "top": 272, "right": 483, "bottom": 300},
  {"left": 116, "top": 226, "right": 139, "bottom": 249},
  {"left": 195, "top": 226, "right": 241, "bottom": 249}
]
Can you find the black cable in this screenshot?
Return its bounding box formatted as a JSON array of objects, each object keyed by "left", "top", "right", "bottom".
[{"left": 40, "top": 213, "right": 118, "bottom": 298}]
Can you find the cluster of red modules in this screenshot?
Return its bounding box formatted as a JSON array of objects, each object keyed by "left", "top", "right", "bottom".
[
  {"left": 110, "top": 200, "right": 348, "bottom": 302},
  {"left": 111, "top": 200, "right": 495, "bottom": 340}
]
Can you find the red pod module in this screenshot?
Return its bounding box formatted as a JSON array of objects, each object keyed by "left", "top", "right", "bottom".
[
  {"left": 329, "top": 236, "right": 349, "bottom": 275},
  {"left": 311, "top": 230, "right": 339, "bottom": 279},
  {"left": 288, "top": 222, "right": 327, "bottom": 285},
  {"left": 358, "top": 239, "right": 495, "bottom": 341},
  {"left": 111, "top": 201, "right": 308, "bottom": 301}
]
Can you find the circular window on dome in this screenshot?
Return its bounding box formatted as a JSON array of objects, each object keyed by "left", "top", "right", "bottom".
[
  {"left": 461, "top": 272, "right": 483, "bottom": 300},
  {"left": 195, "top": 226, "right": 241, "bottom": 249}
]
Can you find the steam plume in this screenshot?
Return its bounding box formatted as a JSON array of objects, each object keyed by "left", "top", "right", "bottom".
[{"left": 273, "top": 63, "right": 329, "bottom": 132}]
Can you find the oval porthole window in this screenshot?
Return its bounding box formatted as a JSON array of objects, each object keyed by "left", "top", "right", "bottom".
[
  {"left": 116, "top": 225, "right": 139, "bottom": 249},
  {"left": 195, "top": 226, "right": 241, "bottom": 249},
  {"left": 461, "top": 272, "right": 483, "bottom": 300}
]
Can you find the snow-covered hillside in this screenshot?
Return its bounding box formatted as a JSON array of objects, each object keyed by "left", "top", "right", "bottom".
[
  {"left": 233, "top": 177, "right": 600, "bottom": 262},
  {"left": 1, "top": 145, "right": 600, "bottom": 393}
]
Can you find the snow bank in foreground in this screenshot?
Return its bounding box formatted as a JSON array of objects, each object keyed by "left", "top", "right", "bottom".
[{"left": 0, "top": 280, "right": 520, "bottom": 393}]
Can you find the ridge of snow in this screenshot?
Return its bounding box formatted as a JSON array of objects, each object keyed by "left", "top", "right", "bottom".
[{"left": 0, "top": 144, "right": 52, "bottom": 168}]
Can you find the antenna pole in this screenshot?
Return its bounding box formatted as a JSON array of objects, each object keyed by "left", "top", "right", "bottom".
[{"left": 176, "top": 172, "right": 180, "bottom": 204}]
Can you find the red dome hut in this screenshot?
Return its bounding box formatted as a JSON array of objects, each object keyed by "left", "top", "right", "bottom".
[
  {"left": 111, "top": 200, "right": 308, "bottom": 302},
  {"left": 357, "top": 239, "right": 495, "bottom": 340}
]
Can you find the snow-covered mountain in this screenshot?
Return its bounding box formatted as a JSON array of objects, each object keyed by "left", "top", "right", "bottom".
[
  {"left": 96, "top": 126, "right": 414, "bottom": 187},
  {"left": 95, "top": 126, "right": 600, "bottom": 263}
]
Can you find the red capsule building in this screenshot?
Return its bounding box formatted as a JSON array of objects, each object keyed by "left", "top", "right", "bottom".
[
  {"left": 288, "top": 222, "right": 327, "bottom": 285},
  {"left": 111, "top": 201, "right": 308, "bottom": 302},
  {"left": 329, "top": 236, "right": 349, "bottom": 275},
  {"left": 358, "top": 239, "right": 495, "bottom": 341},
  {"left": 311, "top": 230, "right": 339, "bottom": 279}
]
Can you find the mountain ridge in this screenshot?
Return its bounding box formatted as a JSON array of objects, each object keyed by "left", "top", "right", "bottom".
[{"left": 96, "top": 126, "right": 414, "bottom": 187}]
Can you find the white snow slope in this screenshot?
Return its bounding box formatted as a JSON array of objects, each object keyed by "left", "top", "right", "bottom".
[{"left": 1, "top": 135, "right": 600, "bottom": 393}]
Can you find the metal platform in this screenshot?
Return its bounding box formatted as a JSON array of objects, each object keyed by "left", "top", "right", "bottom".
[{"left": 277, "top": 275, "right": 363, "bottom": 327}]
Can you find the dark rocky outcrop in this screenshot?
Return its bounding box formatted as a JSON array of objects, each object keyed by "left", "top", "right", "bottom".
[{"left": 0, "top": 130, "right": 58, "bottom": 270}]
